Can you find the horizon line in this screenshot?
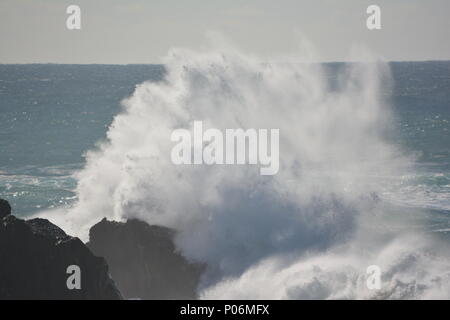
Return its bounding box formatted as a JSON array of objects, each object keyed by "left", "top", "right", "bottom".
[{"left": 1, "top": 59, "right": 450, "bottom": 66}]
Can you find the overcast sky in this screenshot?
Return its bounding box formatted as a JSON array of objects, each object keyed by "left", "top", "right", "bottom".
[{"left": 0, "top": 0, "right": 449, "bottom": 64}]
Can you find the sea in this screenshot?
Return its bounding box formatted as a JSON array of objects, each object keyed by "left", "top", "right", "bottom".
[
  {"left": 0, "top": 62, "right": 448, "bottom": 228},
  {"left": 0, "top": 60, "right": 449, "bottom": 299}
]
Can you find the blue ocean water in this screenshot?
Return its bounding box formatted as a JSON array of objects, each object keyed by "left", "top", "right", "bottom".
[
  {"left": 0, "top": 62, "right": 449, "bottom": 231},
  {"left": 0, "top": 64, "right": 164, "bottom": 214}
]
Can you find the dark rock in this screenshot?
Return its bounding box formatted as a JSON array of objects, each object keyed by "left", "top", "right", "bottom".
[
  {"left": 0, "top": 213, "right": 122, "bottom": 300},
  {"left": 87, "top": 218, "right": 203, "bottom": 300},
  {"left": 0, "top": 199, "right": 11, "bottom": 219}
]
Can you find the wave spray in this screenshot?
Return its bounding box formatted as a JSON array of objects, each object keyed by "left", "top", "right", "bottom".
[{"left": 39, "top": 44, "right": 450, "bottom": 299}]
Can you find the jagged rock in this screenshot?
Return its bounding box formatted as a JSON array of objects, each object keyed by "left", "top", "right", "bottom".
[
  {"left": 0, "top": 199, "right": 11, "bottom": 219},
  {"left": 87, "top": 218, "right": 203, "bottom": 300},
  {"left": 0, "top": 204, "right": 122, "bottom": 300}
]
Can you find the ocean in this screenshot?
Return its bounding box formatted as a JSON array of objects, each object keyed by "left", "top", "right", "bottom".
[
  {"left": 0, "top": 64, "right": 164, "bottom": 214},
  {"left": 0, "top": 59, "right": 449, "bottom": 298},
  {"left": 1, "top": 62, "right": 448, "bottom": 223}
]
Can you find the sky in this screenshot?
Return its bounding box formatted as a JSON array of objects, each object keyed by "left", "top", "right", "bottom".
[{"left": 0, "top": 0, "right": 449, "bottom": 64}]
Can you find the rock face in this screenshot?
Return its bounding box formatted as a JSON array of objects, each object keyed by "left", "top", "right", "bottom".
[
  {"left": 88, "top": 218, "right": 203, "bottom": 299},
  {"left": 0, "top": 199, "right": 11, "bottom": 219},
  {"left": 0, "top": 200, "right": 122, "bottom": 300}
]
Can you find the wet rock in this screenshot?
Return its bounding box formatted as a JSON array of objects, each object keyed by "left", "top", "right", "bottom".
[
  {"left": 88, "top": 218, "right": 203, "bottom": 299},
  {"left": 0, "top": 206, "right": 122, "bottom": 300},
  {"left": 0, "top": 199, "right": 11, "bottom": 219}
]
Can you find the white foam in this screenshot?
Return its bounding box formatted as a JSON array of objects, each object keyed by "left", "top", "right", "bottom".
[{"left": 36, "top": 42, "right": 449, "bottom": 299}]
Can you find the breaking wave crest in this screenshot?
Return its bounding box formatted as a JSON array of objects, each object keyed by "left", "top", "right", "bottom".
[{"left": 38, "top": 44, "right": 450, "bottom": 299}]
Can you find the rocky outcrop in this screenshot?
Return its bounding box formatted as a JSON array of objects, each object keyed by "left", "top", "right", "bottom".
[
  {"left": 0, "top": 199, "right": 122, "bottom": 300},
  {"left": 0, "top": 199, "right": 203, "bottom": 300},
  {"left": 87, "top": 218, "right": 203, "bottom": 300},
  {"left": 0, "top": 199, "right": 11, "bottom": 219}
]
